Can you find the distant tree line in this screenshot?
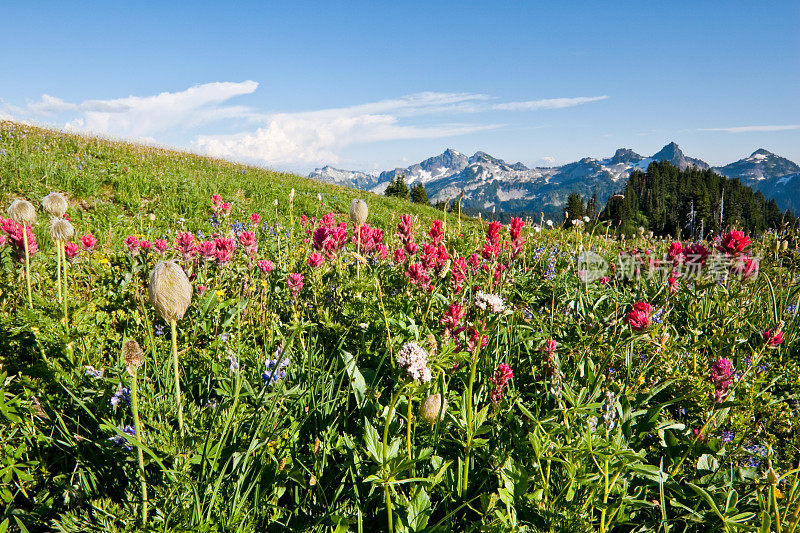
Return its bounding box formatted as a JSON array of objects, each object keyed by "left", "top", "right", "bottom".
[
  {"left": 385, "top": 174, "right": 461, "bottom": 213},
  {"left": 599, "top": 160, "right": 795, "bottom": 238}
]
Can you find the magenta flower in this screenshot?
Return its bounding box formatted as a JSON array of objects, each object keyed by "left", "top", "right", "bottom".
[
  {"left": 154, "top": 239, "right": 169, "bottom": 253},
  {"left": 428, "top": 220, "right": 444, "bottom": 246},
  {"left": 64, "top": 242, "right": 79, "bottom": 259},
  {"left": 287, "top": 273, "right": 304, "bottom": 297},
  {"left": 626, "top": 301, "right": 653, "bottom": 332},
  {"left": 440, "top": 303, "right": 465, "bottom": 336},
  {"left": 490, "top": 363, "right": 514, "bottom": 405},
  {"left": 709, "top": 357, "right": 734, "bottom": 403},
  {"left": 763, "top": 328, "right": 784, "bottom": 347},
  {"left": 717, "top": 230, "right": 750, "bottom": 256},
  {"left": 138, "top": 240, "right": 152, "bottom": 252},
  {"left": 257, "top": 260, "right": 274, "bottom": 274},
  {"left": 80, "top": 233, "right": 97, "bottom": 251},
  {"left": 197, "top": 240, "right": 217, "bottom": 261},
  {"left": 308, "top": 252, "right": 325, "bottom": 268},
  {"left": 123, "top": 235, "right": 139, "bottom": 253},
  {"left": 175, "top": 232, "right": 196, "bottom": 257},
  {"left": 250, "top": 213, "right": 261, "bottom": 225},
  {"left": 214, "top": 237, "right": 236, "bottom": 265}
]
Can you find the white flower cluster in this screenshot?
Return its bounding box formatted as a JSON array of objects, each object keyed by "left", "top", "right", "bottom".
[
  {"left": 396, "top": 342, "right": 432, "bottom": 383},
  {"left": 474, "top": 292, "right": 505, "bottom": 313}
]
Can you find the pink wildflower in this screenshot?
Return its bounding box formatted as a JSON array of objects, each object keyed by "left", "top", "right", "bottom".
[
  {"left": 64, "top": 242, "right": 79, "bottom": 259},
  {"left": 80, "top": 233, "right": 97, "bottom": 251},
  {"left": 287, "top": 273, "right": 304, "bottom": 297},
  {"left": 308, "top": 252, "right": 325, "bottom": 268},
  {"left": 257, "top": 260, "right": 274, "bottom": 274},
  {"left": 626, "top": 301, "right": 653, "bottom": 332}
]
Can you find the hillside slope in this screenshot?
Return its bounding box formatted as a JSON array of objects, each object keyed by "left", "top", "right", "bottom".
[{"left": 0, "top": 121, "right": 472, "bottom": 238}]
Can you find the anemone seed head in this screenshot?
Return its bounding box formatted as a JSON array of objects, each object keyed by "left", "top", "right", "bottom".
[
  {"left": 8, "top": 199, "right": 36, "bottom": 226},
  {"left": 49, "top": 217, "right": 74, "bottom": 242},
  {"left": 122, "top": 340, "right": 144, "bottom": 375},
  {"left": 419, "top": 393, "right": 448, "bottom": 424},
  {"left": 42, "top": 192, "right": 68, "bottom": 217},
  {"left": 148, "top": 261, "right": 193, "bottom": 322},
  {"left": 350, "top": 199, "right": 368, "bottom": 227}
]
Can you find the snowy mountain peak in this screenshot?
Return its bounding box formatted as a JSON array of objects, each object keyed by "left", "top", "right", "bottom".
[{"left": 306, "top": 145, "right": 798, "bottom": 217}]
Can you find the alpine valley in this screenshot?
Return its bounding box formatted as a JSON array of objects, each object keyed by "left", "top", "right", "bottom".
[{"left": 307, "top": 143, "right": 800, "bottom": 218}]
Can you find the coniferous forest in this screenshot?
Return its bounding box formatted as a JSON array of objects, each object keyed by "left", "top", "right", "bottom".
[{"left": 601, "top": 161, "right": 795, "bottom": 237}]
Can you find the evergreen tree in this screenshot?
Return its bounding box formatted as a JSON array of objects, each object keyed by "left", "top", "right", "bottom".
[
  {"left": 563, "top": 193, "right": 586, "bottom": 227},
  {"left": 385, "top": 174, "right": 409, "bottom": 200},
  {"left": 410, "top": 183, "right": 429, "bottom": 204},
  {"left": 599, "top": 161, "right": 796, "bottom": 237}
]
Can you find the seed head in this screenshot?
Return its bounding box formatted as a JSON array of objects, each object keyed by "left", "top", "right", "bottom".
[
  {"left": 419, "top": 394, "right": 448, "bottom": 424},
  {"left": 42, "top": 192, "right": 68, "bottom": 217},
  {"left": 7, "top": 199, "right": 36, "bottom": 226},
  {"left": 350, "top": 199, "right": 368, "bottom": 227},
  {"left": 148, "top": 261, "right": 193, "bottom": 322},
  {"left": 49, "top": 217, "right": 74, "bottom": 242},
  {"left": 123, "top": 340, "right": 144, "bottom": 375}
]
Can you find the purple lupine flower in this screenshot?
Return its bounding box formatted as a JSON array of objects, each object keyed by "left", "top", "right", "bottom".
[
  {"left": 111, "top": 385, "right": 131, "bottom": 407},
  {"left": 109, "top": 425, "right": 136, "bottom": 450}
]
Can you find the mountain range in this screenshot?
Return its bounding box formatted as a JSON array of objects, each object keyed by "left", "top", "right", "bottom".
[{"left": 307, "top": 143, "right": 800, "bottom": 217}]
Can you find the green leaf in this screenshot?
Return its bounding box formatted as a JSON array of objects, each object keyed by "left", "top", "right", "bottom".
[
  {"left": 341, "top": 350, "right": 366, "bottom": 408},
  {"left": 363, "top": 421, "right": 382, "bottom": 464},
  {"left": 407, "top": 486, "right": 431, "bottom": 532}
]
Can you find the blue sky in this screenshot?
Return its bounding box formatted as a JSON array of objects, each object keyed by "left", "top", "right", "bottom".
[{"left": 1, "top": 1, "right": 798, "bottom": 173}]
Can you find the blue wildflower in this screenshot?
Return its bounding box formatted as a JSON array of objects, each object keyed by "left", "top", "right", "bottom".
[
  {"left": 111, "top": 385, "right": 131, "bottom": 407},
  {"left": 85, "top": 365, "right": 104, "bottom": 379},
  {"left": 228, "top": 355, "right": 239, "bottom": 372},
  {"left": 219, "top": 332, "right": 229, "bottom": 342},
  {"left": 263, "top": 350, "right": 290, "bottom": 385},
  {"left": 109, "top": 425, "right": 136, "bottom": 450},
  {"left": 155, "top": 324, "right": 164, "bottom": 337},
  {"left": 721, "top": 428, "right": 735, "bottom": 444}
]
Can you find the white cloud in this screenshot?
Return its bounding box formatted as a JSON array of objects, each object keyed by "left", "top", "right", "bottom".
[
  {"left": 15, "top": 81, "right": 258, "bottom": 139},
  {"left": 195, "top": 95, "right": 500, "bottom": 165},
  {"left": 493, "top": 95, "right": 609, "bottom": 111},
  {"left": 3, "top": 83, "right": 609, "bottom": 167},
  {"left": 699, "top": 124, "right": 800, "bottom": 133}
]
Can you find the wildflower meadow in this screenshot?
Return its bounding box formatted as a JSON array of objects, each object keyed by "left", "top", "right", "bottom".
[{"left": 2, "top": 122, "right": 800, "bottom": 532}]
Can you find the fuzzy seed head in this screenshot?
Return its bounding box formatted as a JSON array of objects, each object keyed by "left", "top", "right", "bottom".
[
  {"left": 350, "top": 199, "right": 368, "bottom": 227},
  {"left": 7, "top": 199, "right": 36, "bottom": 226},
  {"left": 148, "top": 261, "right": 193, "bottom": 322},
  {"left": 419, "top": 394, "right": 447, "bottom": 424},
  {"left": 42, "top": 192, "right": 68, "bottom": 217},
  {"left": 49, "top": 217, "right": 74, "bottom": 242},
  {"left": 123, "top": 340, "right": 144, "bottom": 375}
]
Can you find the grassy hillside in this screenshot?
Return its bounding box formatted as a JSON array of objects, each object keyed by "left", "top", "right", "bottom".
[
  {"left": 1, "top": 119, "right": 799, "bottom": 532},
  {"left": 0, "top": 120, "right": 472, "bottom": 237}
]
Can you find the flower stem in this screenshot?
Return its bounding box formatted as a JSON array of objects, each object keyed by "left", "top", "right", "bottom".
[
  {"left": 23, "top": 225, "right": 32, "bottom": 308},
  {"left": 130, "top": 369, "right": 148, "bottom": 525},
  {"left": 463, "top": 340, "right": 483, "bottom": 494},
  {"left": 62, "top": 242, "right": 69, "bottom": 332},
  {"left": 171, "top": 320, "right": 184, "bottom": 435},
  {"left": 383, "top": 388, "right": 403, "bottom": 533},
  {"left": 406, "top": 397, "right": 413, "bottom": 461},
  {"left": 56, "top": 239, "right": 62, "bottom": 303}
]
